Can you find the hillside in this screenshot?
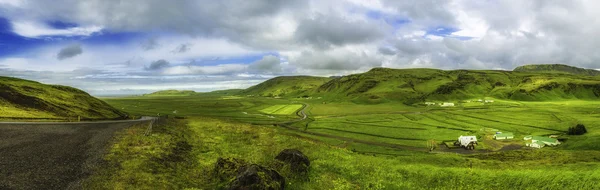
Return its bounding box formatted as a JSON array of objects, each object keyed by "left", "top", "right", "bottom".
[
  {"left": 514, "top": 64, "right": 600, "bottom": 76},
  {"left": 240, "top": 76, "right": 331, "bottom": 97},
  {"left": 144, "top": 90, "right": 197, "bottom": 96},
  {"left": 242, "top": 66, "right": 600, "bottom": 104},
  {"left": 0, "top": 76, "right": 127, "bottom": 120}
]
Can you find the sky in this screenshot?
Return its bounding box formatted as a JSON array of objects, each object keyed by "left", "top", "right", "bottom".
[{"left": 1, "top": 0, "right": 600, "bottom": 95}]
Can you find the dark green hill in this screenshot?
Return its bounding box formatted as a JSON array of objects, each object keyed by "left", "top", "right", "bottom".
[
  {"left": 144, "top": 90, "right": 197, "bottom": 96},
  {"left": 240, "top": 76, "right": 331, "bottom": 97},
  {"left": 241, "top": 67, "right": 600, "bottom": 104},
  {"left": 0, "top": 76, "right": 127, "bottom": 120},
  {"left": 514, "top": 64, "right": 600, "bottom": 76}
]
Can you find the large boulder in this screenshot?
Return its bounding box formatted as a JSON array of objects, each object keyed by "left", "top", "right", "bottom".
[
  {"left": 228, "top": 164, "right": 285, "bottom": 190},
  {"left": 275, "top": 149, "right": 310, "bottom": 173}
]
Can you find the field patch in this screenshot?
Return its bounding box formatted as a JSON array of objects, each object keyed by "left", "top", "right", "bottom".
[{"left": 259, "top": 104, "right": 303, "bottom": 115}]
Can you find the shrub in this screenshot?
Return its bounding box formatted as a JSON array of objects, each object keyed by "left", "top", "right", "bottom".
[{"left": 568, "top": 124, "right": 587, "bottom": 135}]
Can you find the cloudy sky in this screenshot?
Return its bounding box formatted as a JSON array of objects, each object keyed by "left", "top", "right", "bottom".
[{"left": 1, "top": 0, "right": 600, "bottom": 95}]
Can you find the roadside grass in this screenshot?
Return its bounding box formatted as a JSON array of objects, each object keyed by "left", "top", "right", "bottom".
[
  {"left": 0, "top": 76, "right": 126, "bottom": 120},
  {"left": 87, "top": 117, "right": 600, "bottom": 189}
]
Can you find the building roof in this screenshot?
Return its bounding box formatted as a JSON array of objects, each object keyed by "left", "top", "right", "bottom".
[
  {"left": 495, "top": 133, "right": 514, "bottom": 137},
  {"left": 534, "top": 141, "right": 546, "bottom": 146},
  {"left": 533, "top": 136, "right": 558, "bottom": 143}
]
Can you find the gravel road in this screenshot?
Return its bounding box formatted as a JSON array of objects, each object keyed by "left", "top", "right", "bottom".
[{"left": 0, "top": 119, "right": 151, "bottom": 190}]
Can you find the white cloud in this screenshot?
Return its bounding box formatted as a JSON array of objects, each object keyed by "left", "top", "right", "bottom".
[{"left": 11, "top": 21, "right": 102, "bottom": 38}]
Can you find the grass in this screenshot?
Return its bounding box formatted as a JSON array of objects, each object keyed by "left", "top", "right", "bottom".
[
  {"left": 86, "top": 116, "right": 600, "bottom": 189},
  {"left": 0, "top": 76, "right": 126, "bottom": 120},
  {"left": 260, "top": 104, "right": 303, "bottom": 115}
]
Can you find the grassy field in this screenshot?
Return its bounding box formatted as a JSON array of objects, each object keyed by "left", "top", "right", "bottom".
[
  {"left": 85, "top": 116, "right": 600, "bottom": 189},
  {"left": 98, "top": 94, "right": 600, "bottom": 189},
  {"left": 260, "top": 104, "right": 303, "bottom": 115}
]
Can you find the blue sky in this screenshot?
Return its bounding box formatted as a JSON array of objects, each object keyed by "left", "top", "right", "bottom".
[{"left": 1, "top": 0, "right": 599, "bottom": 95}]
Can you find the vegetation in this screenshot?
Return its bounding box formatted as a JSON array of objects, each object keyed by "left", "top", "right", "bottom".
[
  {"left": 144, "top": 90, "right": 198, "bottom": 96},
  {"left": 239, "top": 65, "right": 600, "bottom": 105},
  {"left": 568, "top": 124, "right": 588, "bottom": 135},
  {"left": 514, "top": 64, "right": 600, "bottom": 76},
  {"left": 240, "top": 76, "right": 331, "bottom": 97},
  {"left": 260, "top": 104, "right": 303, "bottom": 115},
  {"left": 0, "top": 76, "right": 126, "bottom": 120},
  {"left": 86, "top": 116, "right": 600, "bottom": 189}
]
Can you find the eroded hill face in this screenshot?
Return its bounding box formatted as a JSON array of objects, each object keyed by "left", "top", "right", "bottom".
[
  {"left": 0, "top": 76, "right": 127, "bottom": 120},
  {"left": 514, "top": 64, "right": 600, "bottom": 76},
  {"left": 240, "top": 76, "right": 332, "bottom": 97},
  {"left": 241, "top": 67, "right": 600, "bottom": 104},
  {"left": 145, "top": 90, "right": 198, "bottom": 96}
]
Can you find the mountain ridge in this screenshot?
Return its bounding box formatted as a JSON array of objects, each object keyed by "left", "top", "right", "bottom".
[{"left": 240, "top": 64, "right": 600, "bottom": 104}]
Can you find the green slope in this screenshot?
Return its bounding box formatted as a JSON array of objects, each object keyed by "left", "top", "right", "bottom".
[
  {"left": 240, "top": 76, "right": 331, "bottom": 97},
  {"left": 514, "top": 64, "right": 600, "bottom": 76},
  {"left": 144, "top": 90, "right": 197, "bottom": 96},
  {"left": 0, "top": 76, "right": 126, "bottom": 120},
  {"left": 241, "top": 66, "right": 600, "bottom": 104}
]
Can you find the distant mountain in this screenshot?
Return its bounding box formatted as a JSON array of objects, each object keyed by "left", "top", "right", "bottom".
[
  {"left": 0, "top": 76, "right": 127, "bottom": 120},
  {"left": 144, "top": 90, "right": 197, "bottom": 96},
  {"left": 241, "top": 67, "right": 600, "bottom": 104},
  {"left": 514, "top": 64, "right": 600, "bottom": 76},
  {"left": 240, "top": 76, "right": 331, "bottom": 97}
]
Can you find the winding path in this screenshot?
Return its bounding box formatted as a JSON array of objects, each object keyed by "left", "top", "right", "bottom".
[{"left": 0, "top": 117, "right": 154, "bottom": 190}]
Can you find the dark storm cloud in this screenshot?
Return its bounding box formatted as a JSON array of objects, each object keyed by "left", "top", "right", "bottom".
[
  {"left": 293, "top": 50, "right": 382, "bottom": 71},
  {"left": 140, "top": 37, "right": 160, "bottom": 50},
  {"left": 295, "top": 14, "right": 387, "bottom": 48},
  {"left": 172, "top": 43, "right": 192, "bottom": 53},
  {"left": 146, "top": 59, "right": 170, "bottom": 70},
  {"left": 56, "top": 43, "right": 82, "bottom": 60},
  {"left": 248, "top": 55, "right": 282, "bottom": 73},
  {"left": 378, "top": 46, "right": 396, "bottom": 55}
]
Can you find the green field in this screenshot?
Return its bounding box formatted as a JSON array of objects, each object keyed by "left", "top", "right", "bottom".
[
  {"left": 102, "top": 95, "right": 600, "bottom": 153},
  {"left": 95, "top": 65, "right": 600, "bottom": 189},
  {"left": 259, "top": 104, "right": 303, "bottom": 115},
  {"left": 92, "top": 95, "right": 600, "bottom": 189}
]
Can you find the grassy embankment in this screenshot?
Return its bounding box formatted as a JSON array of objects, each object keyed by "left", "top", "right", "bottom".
[{"left": 0, "top": 76, "right": 125, "bottom": 120}]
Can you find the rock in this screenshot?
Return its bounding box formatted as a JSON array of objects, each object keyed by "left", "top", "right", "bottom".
[
  {"left": 275, "top": 149, "right": 310, "bottom": 173},
  {"left": 228, "top": 164, "right": 285, "bottom": 190},
  {"left": 214, "top": 157, "right": 247, "bottom": 180}
]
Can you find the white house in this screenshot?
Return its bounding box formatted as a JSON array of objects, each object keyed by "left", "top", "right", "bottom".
[
  {"left": 493, "top": 132, "right": 514, "bottom": 140},
  {"left": 485, "top": 100, "right": 495, "bottom": 103},
  {"left": 425, "top": 102, "right": 436, "bottom": 106},
  {"left": 441, "top": 102, "right": 455, "bottom": 107},
  {"left": 526, "top": 141, "right": 546, "bottom": 148},
  {"left": 526, "top": 136, "right": 561, "bottom": 148}
]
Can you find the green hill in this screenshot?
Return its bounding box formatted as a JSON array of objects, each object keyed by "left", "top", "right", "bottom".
[
  {"left": 0, "top": 76, "right": 127, "bottom": 120},
  {"left": 240, "top": 76, "right": 331, "bottom": 97},
  {"left": 144, "top": 90, "right": 197, "bottom": 96},
  {"left": 514, "top": 64, "right": 600, "bottom": 76},
  {"left": 242, "top": 66, "right": 600, "bottom": 104}
]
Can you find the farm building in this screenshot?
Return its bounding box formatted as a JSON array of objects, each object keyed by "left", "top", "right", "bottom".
[
  {"left": 485, "top": 100, "right": 495, "bottom": 103},
  {"left": 526, "top": 136, "right": 560, "bottom": 148},
  {"left": 425, "top": 102, "right": 436, "bottom": 106},
  {"left": 523, "top": 135, "right": 533, "bottom": 140},
  {"left": 527, "top": 141, "right": 546, "bottom": 148},
  {"left": 493, "top": 132, "right": 514, "bottom": 140},
  {"left": 441, "top": 102, "right": 455, "bottom": 107}
]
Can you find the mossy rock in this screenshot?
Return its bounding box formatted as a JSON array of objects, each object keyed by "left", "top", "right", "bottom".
[
  {"left": 275, "top": 149, "right": 310, "bottom": 173},
  {"left": 228, "top": 164, "right": 285, "bottom": 190}
]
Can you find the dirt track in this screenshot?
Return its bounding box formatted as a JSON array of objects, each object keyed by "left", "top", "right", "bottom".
[{"left": 0, "top": 119, "right": 151, "bottom": 190}]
